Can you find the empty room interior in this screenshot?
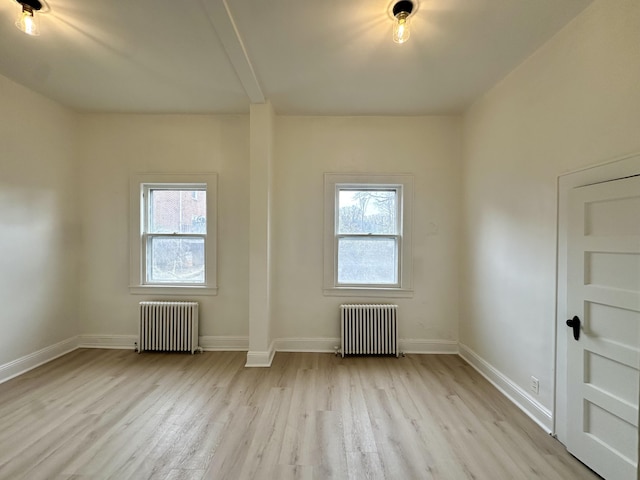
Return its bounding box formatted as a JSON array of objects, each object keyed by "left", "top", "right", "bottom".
[{"left": 0, "top": 0, "right": 639, "bottom": 478}]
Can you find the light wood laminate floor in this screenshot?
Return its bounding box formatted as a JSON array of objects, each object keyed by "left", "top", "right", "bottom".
[{"left": 0, "top": 350, "right": 599, "bottom": 480}]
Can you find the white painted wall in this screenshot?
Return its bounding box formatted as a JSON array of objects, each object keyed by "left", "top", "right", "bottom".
[
  {"left": 461, "top": 0, "right": 640, "bottom": 420},
  {"left": 272, "top": 116, "right": 462, "bottom": 348},
  {"left": 0, "top": 74, "right": 79, "bottom": 366},
  {"left": 4, "top": 0, "right": 637, "bottom": 439},
  {"left": 77, "top": 113, "right": 461, "bottom": 354},
  {"left": 77, "top": 114, "right": 250, "bottom": 342}
]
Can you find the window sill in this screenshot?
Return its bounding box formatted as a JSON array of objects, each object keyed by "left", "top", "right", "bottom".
[
  {"left": 129, "top": 285, "right": 218, "bottom": 296},
  {"left": 323, "top": 287, "right": 413, "bottom": 298}
]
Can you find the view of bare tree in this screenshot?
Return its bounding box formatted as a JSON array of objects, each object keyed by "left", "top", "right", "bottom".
[{"left": 337, "top": 190, "right": 398, "bottom": 284}]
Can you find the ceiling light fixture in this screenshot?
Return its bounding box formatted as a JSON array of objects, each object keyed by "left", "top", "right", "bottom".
[
  {"left": 15, "top": 0, "right": 42, "bottom": 36},
  {"left": 392, "top": 0, "right": 414, "bottom": 44}
]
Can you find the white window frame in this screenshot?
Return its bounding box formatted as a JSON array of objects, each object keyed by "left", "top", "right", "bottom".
[
  {"left": 129, "top": 173, "right": 218, "bottom": 295},
  {"left": 324, "top": 173, "right": 414, "bottom": 297}
]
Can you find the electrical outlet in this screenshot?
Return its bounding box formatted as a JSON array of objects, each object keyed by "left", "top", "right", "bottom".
[{"left": 530, "top": 376, "right": 539, "bottom": 395}]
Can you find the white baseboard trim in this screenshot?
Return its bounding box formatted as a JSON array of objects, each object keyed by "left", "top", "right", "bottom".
[
  {"left": 400, "top": 339, "right": 459, "bottom": 354},
  {"left": 78, "top": 335, "right": 137, "bottom": 350},
  {"left": 271, "top": 337, "right": 459, "bottom": 355},
  {"left": 76, "top": 334, "right": 459, "bottom": 357},
  {"left": 245, "top": 340, "right": 276, "bottom": 367},
  {"left": 0, "top": 336, "right": 454, "bottom": 380},
  {"left": 0, "top": 337, "right": 79, "bottom": 385},
  {"left": 78, "top": 334, "right": 250, "bottom": 352},
  {"left": 200, "top": 336, "right": 249, "bottom": 351},
  {"left": 458, "top": 343, "right": 553, "bottom": 433},
  {"left": 245, "top": 350, "right": 275, "bottom": 367},
  {"left": 273, "top": 337, "right": 340, "bottom": 353}
]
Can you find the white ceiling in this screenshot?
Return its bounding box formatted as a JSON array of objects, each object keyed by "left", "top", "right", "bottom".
[{"left": 0, "top": 0, "right": 593, "bottom": 115}]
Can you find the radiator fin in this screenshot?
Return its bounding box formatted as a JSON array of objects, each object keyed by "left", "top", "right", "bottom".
[
  {"left": 139, "top": 301, "right": 199, "bottom": 354},
  {"left": 340, "top": 304, "right": 398, "bottom": 357}
]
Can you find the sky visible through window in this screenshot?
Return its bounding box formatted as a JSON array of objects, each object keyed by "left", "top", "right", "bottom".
[{"left": 337, "top": 188, "right": 398, "bottom": 285}]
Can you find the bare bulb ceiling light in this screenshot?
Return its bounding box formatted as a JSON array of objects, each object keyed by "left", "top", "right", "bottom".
[
  {"left": 392, "top": 0, "right": 414, "bottom": 44},
  {"left": 15, "top": 0, "right": 42, "bottom": 36}
]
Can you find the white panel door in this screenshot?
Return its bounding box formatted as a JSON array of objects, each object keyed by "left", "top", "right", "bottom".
[{"left": 567, "top": 175, "right": 640, "bottom": 480}]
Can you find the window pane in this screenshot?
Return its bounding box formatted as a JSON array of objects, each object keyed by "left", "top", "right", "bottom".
[
  {"left": 149, "top": 190, "right": 207, "bottom": 234},
  {"left": 337, "top": 189, "right": 397, "bottom": 234},
  {"left": 337, "top": 237, "right": 397, "bottom": 284},
  {"left": 148, "top": 237, "right": 205, "bottom": 284}
]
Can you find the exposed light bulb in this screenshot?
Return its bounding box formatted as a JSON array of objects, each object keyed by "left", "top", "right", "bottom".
[
  {"left": 391, "top": 1, "right": 414, "bottom": 44},
  {"left": 15, "top": 5, "right": 40, "bottom": 36},
  {"left": 393, "top": 12, "right": 410, "bottom": 44}
]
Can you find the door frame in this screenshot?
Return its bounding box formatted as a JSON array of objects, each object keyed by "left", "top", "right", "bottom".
[{"left": 554, "top": 151, "right": 640, "bottom": 443}]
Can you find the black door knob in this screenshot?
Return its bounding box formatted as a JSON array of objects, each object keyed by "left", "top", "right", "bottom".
[{"left": 566, "top": 316, "right": 580, "bottom": 341}]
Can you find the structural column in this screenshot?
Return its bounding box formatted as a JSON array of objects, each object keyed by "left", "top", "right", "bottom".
[{"left": 246, "top": 101, "right": 275, "bottom": 367}]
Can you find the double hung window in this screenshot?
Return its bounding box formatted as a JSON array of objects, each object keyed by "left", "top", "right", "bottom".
[
  {"left": 130, "top": 173, "right": 217, "bottom": 295},
  {"left": 143, "top": 185, "right": 207, "bottom": 285},
  {"left": 324, "top": 173, "right": 413, "bottom": 297},
  {"left": 336, "top": 187, "right": 400, "bottom": 286}
]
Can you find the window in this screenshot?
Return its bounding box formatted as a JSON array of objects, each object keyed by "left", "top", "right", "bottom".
[
  {"left": 130, "top": 174, "right": 217, "bottom": 295},
  {"left": 144, "top": 186, "right": 206, "bottom": 284},
  {"left": 324, "top": 174, "right": 413, "bottom": 297},
  {"left": 337, "top": 188, "right": 399, "bottom": 285}
]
